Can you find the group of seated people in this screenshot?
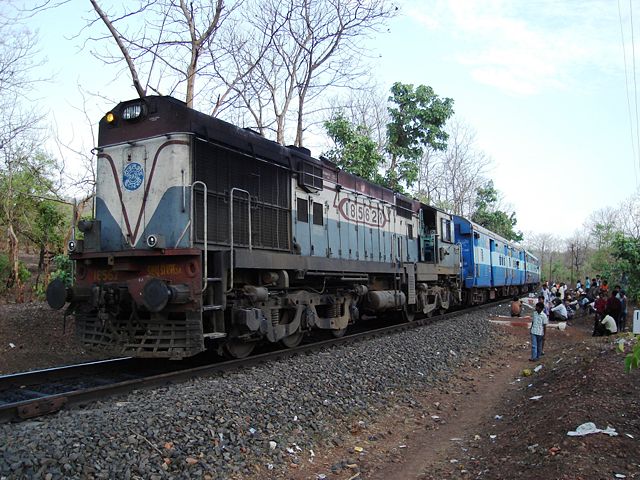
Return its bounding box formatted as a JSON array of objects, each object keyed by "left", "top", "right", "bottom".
[{"left": 509, "top": 278, "right": 629, "bottom": 337}]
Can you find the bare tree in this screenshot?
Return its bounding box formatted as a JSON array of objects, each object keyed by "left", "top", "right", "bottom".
[
  {"left": 416, "top": 118, "right": 492, "bottom": 216},
  {"left": 584, "top": 207, "right": 619, "bottom": 249},
  {"left": 327, "top": 85, "right": 389, "bottom": 149},
  {"left": 222, "top": 0, "right": 396, "bottom": 145},
  {"left": 618, "top": 192, "right": 640, "bottom": 240},
  {"left": 566, "top": 231, "right": 589, "bottom": 285},
  {"left": 524, "top": 232, "right": 561, "bottom": 282},
  {"left": 86, "top": 0, "right": 233, "bottom": 108},
  {"left": 415, "top": 146, "right": 447, "bottom": 207}
]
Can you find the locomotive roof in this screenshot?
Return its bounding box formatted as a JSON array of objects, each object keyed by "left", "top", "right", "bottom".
[
  {"left": 98, "top": 96, "right": 307, "bottom": 170},
  {"left": 98, "top": 95, "right": 422, "bottom": 213}
]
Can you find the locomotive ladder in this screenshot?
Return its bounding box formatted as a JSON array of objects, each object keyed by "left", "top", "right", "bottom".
[
  {"left": 405, "top": 263, "right": 416, "bottom": 305},
  {"left": 226, "top": 188, "right": 252, "bottom": 293},
  {"left": 190, "top": 181, "right": 225, "bottom": 337}
]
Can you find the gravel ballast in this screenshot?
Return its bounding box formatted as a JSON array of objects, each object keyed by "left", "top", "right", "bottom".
[{"left": 0, "top": 308, "right": 498, "bottom": 479}]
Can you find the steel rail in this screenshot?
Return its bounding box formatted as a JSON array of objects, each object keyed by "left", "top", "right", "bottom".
[{"left": 0, "top": 301, "right": 503, "bottom": 423}]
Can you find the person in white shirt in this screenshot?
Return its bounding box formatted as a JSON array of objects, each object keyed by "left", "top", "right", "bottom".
[
  {"left": 550, "top": 298, "right": 568, "bottom": 321},
  {"left": 596, "top": 314, "right": 618, "bottom": 336},
  {"left": 559, "top": 282, "right": 567, "bottom": 300},
  {"left": 530, "top": 302, "right": 549, "bottom": 361}
]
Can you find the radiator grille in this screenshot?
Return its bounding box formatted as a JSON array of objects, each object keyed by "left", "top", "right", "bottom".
[{"left": 193, "top": 139, "right": 291, "bottom": 250}]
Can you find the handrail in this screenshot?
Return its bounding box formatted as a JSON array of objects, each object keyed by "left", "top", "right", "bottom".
[
  {"left": 227, "top": 188, "right": 252, "bottom": 293},
  {"left": 191, "top": 181, "right": 208, "bottom": 293}
]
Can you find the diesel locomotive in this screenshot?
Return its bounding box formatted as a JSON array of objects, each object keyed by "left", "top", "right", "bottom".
[{"left": 46, "top": 96, "right": 540, "bottom": 359}]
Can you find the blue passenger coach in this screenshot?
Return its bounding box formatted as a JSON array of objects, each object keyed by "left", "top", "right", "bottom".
[{"left": 453, "top": 215, "right": 538, "bottom": 304}]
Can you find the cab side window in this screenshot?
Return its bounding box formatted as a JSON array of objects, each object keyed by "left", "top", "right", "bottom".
[
  {"left": 297, "top": 198, "right": 309, "bottom": 223},
  {"left": 440, "top": 218, "right": 452, "bottom": 242}
]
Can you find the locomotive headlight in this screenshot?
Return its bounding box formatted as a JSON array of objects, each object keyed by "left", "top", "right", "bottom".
[
  {"left": 122, "top": 103, "right": 144, "bottom": 121},
  {"left": 105, "top": 112, "right": 116, "bottom": 124},
  {"left": 146, "top": 234, "right": 158, "bottom": 248},
  {"left": 146, "top": 234, "right": 165, "bottom": 249},
  {"left": 68, "top": 240, "right": 76, "bottom": 252}
]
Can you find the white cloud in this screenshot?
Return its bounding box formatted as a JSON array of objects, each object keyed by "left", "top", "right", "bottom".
[{"left": 408, "top": 0, "right": 624, "bottom": 95}]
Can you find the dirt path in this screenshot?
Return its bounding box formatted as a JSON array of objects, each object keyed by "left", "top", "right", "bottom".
[
  {"left": 285, "top": 312, "right": 639, "bottom": 480},
  {"left": 368, "top": 343, "right": 524, "bottom": 480}
]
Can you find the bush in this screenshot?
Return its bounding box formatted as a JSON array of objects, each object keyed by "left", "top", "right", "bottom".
[
  {"left": 0, "top": 254, "right": 31, "bottom": 294},
  {"left": 50, "top": 254, "right": 73, "bottom": 286},
  {"left": 18, "top": 261, "right": 30, "bottom": 284},
  {"left": 0, "top": 254, "right": 9, "bottom": 283}
]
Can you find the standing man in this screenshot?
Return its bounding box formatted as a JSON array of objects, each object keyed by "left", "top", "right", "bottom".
[
  {"left": 605, "top": 289, "right": 622, "bottom": 331},
  {"left": 541, "top": 283, "right": 552, "bottom": 314},
  {"left": 619, "top": 290, "right": 628, "bottom": 332},
  {"left": 530, "top": 302, "right": 548, "bottom": 361}
]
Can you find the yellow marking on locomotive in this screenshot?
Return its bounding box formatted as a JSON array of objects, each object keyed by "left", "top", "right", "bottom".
[
  {"left": 92, "top": 270, "right": 119, "bottom": 282},
  {"left": 147, "top": 264, "right": 183, "bottom": 277}
]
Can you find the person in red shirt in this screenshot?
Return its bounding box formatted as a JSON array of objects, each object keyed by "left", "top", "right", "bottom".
[
  {"left": 593, "top": 292, "right": 607, "bottom": 336},
  {"left": 605, "top": 289, "right": 622, "bottom": 322}
]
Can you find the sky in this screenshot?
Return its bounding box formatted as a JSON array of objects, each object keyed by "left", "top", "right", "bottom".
[{"left": 25, "top": 0, "right": 640, "bottom": 240}]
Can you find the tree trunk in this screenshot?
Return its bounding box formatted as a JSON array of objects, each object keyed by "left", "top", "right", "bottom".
[
  {"left": 7, "top": 224, "right": 19, "bottom": 289},
  {"left": 276, "top": 114, "right": 285, "bottom": 145}
]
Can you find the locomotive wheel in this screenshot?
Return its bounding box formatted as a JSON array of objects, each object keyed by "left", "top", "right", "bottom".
[
  {"left": 224, "top": 339, "right": 256, "bottom": 359},
  {"left": 402, "top": 306, "right": 416, "bottom": 322},
  {"left": 281, "top": 331, "right": 304, "bottom": 348},
  {"left": 278, "top": 309, "right": 304, "bottom": 348},
  {"left": 331, "top": 327, "right": 347, "bottom": 338}
]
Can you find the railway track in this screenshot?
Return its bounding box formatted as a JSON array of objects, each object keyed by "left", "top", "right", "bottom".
[{"left": 0, "top": 301, "right": 503, "bottom": 423}]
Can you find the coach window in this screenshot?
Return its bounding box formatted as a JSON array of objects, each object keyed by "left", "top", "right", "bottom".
[
  {"left": 407, "top": 224, "right": 413, "bottom": 239},
  {"left": 313, "top": 202, "right": 323, "bottom": 226},
  {"left": 297, "top": 198, "right": 309, "bottom": 223}
]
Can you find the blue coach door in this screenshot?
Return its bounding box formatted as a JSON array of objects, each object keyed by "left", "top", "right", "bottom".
[{"left": 489, "top": 239, "right": 496, "bottom": 288}]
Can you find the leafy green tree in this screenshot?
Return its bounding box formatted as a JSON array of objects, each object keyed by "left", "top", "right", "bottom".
[
  {"left": 50, "top": 254, "right": 73, "bottom": 287},
  {"left": 29, "top": 201, "right": 68, "bottom": 289},
  {"left": 599, "top": 232, "right": 640, "bottom": 302},
  {"left": 385, "top": 82, "right": 454, "bottom": 190},
  {"left": 0, "top": 150, "right": 62, "bottom": 288},
  {"left": 323, "top": 82, "right": 453, "bottom": 191},
  {"left": 323, "top": 112, "right": 385, "bottom": 183},
  {"left": 471, "top": 180, "right": 523, "bottom": 242}
]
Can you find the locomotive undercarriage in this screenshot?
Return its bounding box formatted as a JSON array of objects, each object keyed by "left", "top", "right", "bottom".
[
  {"left": 218, "top": 268, "right": 462, "bottom": 357},
  {"left": 49, "top": 251, "right": 462, "bottom": 359},
  {"left": 222, "top": 286, "right": 357, "bottom": 357}
]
